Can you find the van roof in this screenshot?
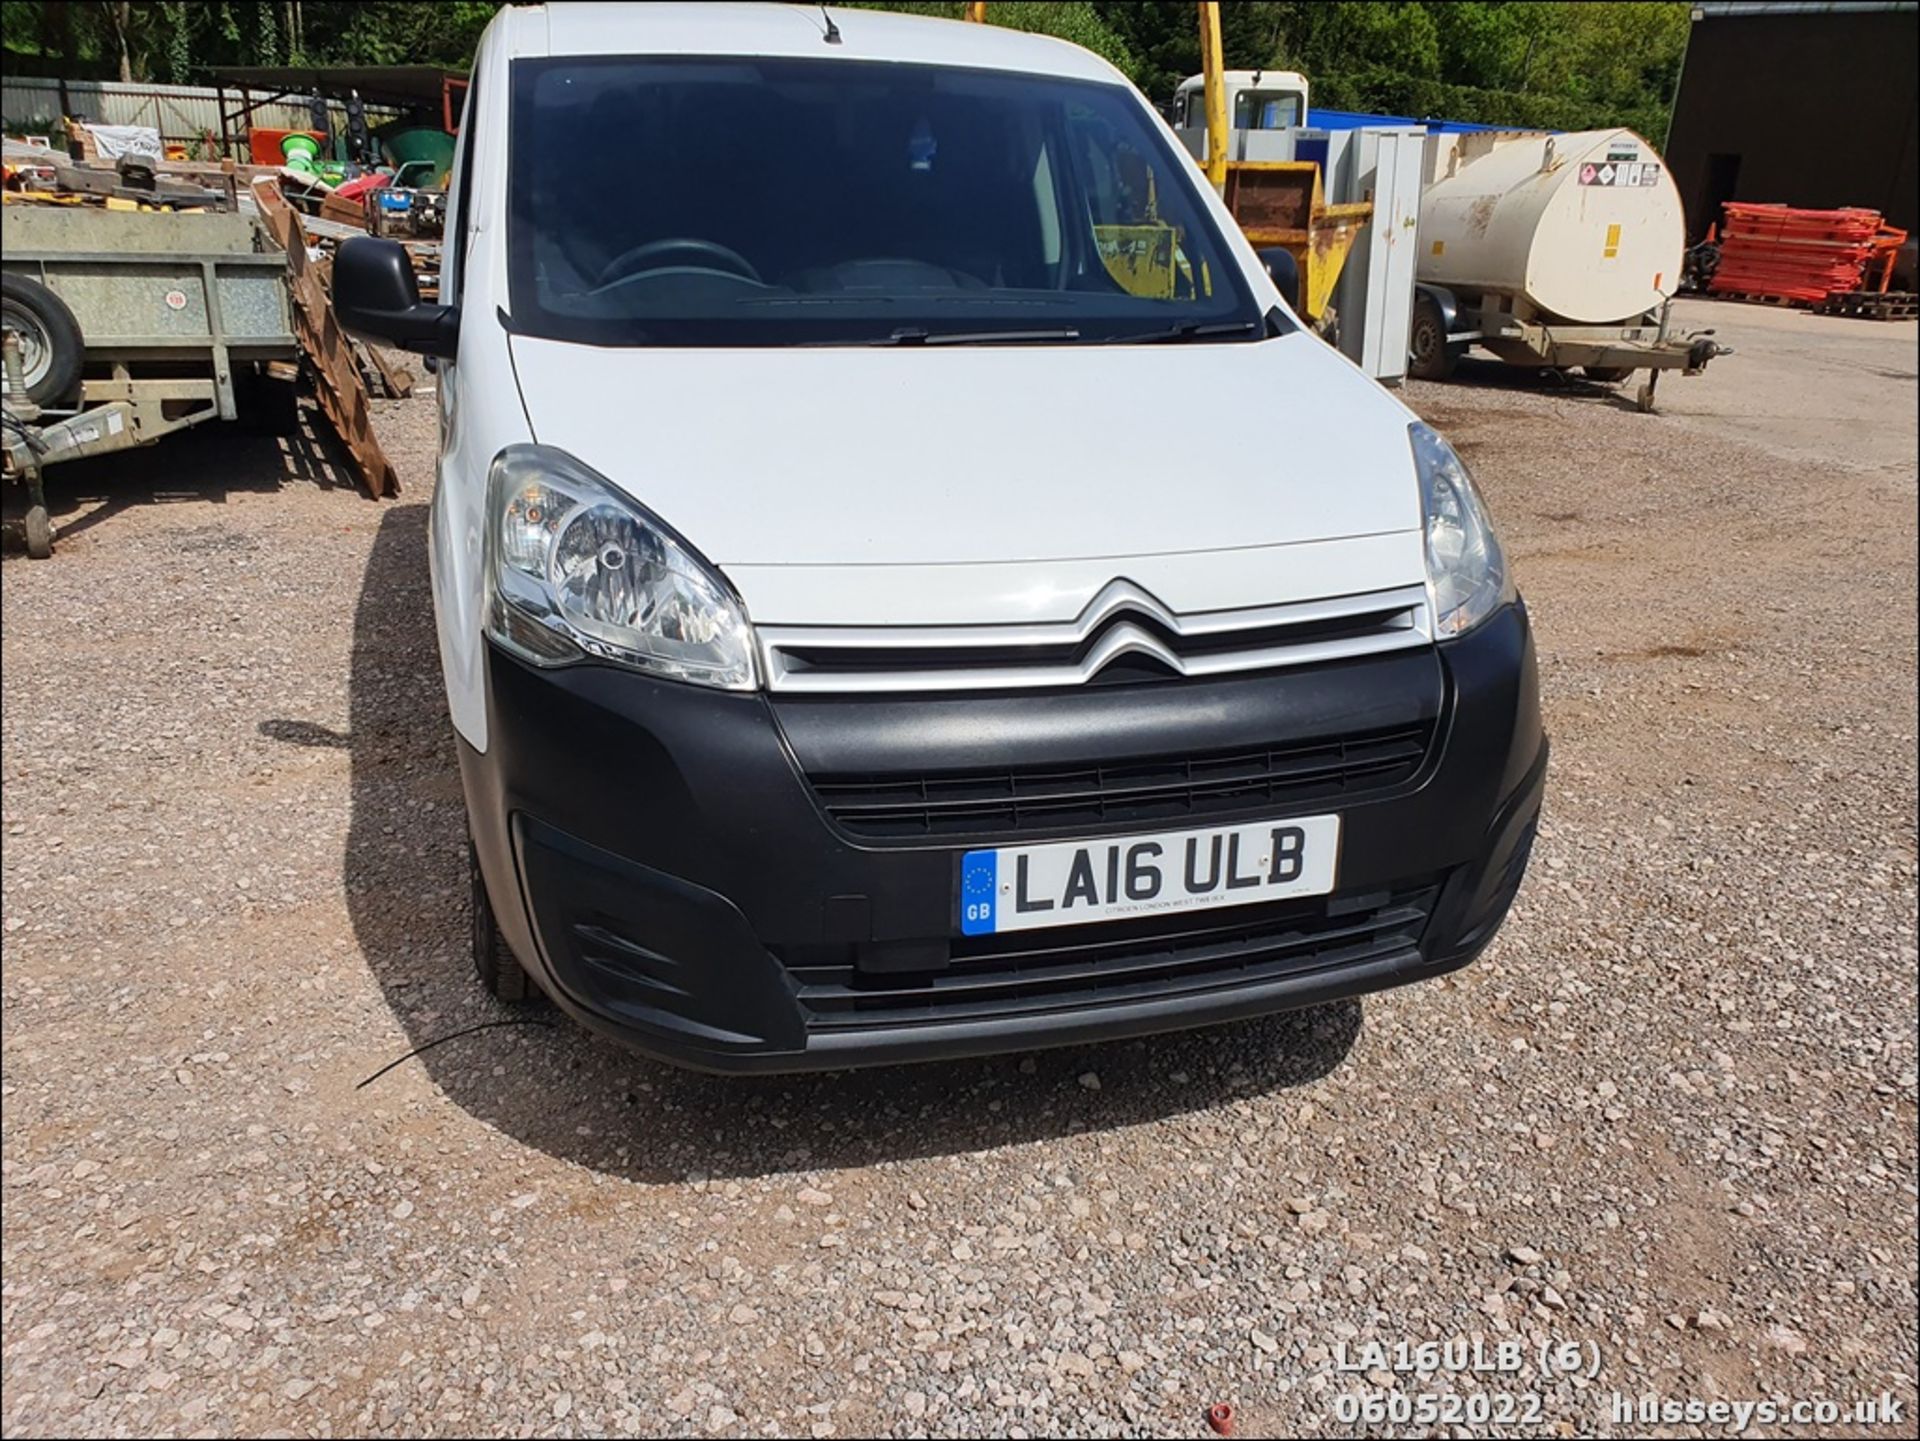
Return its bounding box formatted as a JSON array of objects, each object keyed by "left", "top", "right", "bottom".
[{"left": 500, "top": 2, "right": 1125, "bottom": 84}]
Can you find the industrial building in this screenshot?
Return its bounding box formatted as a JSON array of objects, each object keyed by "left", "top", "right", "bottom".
[{"left": 1664, "top": 0, "right": 1918, "bottom": 238}]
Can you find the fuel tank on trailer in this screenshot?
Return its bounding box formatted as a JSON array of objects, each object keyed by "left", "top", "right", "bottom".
[{"left": 1417, "top": 128, "right": 1685, "bottom": 325}]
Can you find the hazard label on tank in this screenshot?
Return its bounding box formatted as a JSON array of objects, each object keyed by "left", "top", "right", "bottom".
[{"left": 1581, "top": 160, "right": 1661, "bottom": 187}]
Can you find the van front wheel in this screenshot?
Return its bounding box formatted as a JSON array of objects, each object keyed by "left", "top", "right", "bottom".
[{"left": 470, "top": 836, "right": 535, "bottom": 1003}]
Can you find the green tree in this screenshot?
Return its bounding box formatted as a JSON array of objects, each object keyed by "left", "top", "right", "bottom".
[
  {"left": 1433, "top": 2, "right": 1553, "bottom": 91},
  {"left": 306, "top": 0, "right": 500, "bottom": 69},
  {"left": 1274, "top": 1, "right": 1688, "bottom": 136},
  {"left": 851, "top": 2, "right": 1137, "bottom": 76},
  {"left": 1090, "top": 1, "right": 1284, "bottom": 106}
]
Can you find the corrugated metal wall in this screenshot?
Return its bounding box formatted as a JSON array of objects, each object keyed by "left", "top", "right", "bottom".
[{"left": 1, "top": 76, "right": 387, "bottom": 154}]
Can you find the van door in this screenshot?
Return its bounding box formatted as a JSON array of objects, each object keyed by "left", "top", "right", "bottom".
[{"left": 437, "top": 72, "right": 480, "bottom": 450}]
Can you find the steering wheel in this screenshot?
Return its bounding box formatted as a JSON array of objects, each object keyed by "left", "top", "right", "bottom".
[{"left": 595, "top": 238, "right": 763, "bottom": 288}]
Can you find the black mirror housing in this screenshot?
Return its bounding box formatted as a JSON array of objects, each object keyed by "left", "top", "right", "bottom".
[
  {"left": 1257, "top": 246, "right": 1302, "bottom": 315},
  {"left": 334, "top": 236, "right": 458, "bottom": 358}
]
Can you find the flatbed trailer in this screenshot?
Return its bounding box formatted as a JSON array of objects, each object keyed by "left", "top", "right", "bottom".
[{"left": 1, "top": 205, "right": 297, "bottom": 556}]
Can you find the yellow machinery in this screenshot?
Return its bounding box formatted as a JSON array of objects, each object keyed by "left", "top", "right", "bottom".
[
  {"left": 965, "top": 1, "right": 1368, "bottom": 329},
  {"left": 1218, "top": 162, "right": 1371, "bottom": 323}
]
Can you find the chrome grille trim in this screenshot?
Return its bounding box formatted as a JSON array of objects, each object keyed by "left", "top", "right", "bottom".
[{"left": 758, "top": 581, "right": 1432, "bottom": 694}]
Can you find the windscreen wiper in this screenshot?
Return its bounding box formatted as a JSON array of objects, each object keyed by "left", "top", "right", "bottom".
[
  {"left": 1101, "top": 319, "right": 1264, "bottom": 344},
  {"left": 873, "top": 326, "right": 1083, "bottom": 346}
]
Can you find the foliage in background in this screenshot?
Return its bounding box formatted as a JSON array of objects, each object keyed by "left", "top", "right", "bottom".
[
  {"left": 861, "top": 1, "right": 1689, "bottom": 137},
  {"left": 1, "top": 0, "right": 1690, "bottom": 139},
  {"left": 853, "top": 2, "right": 1136, "bottom": 75},
  {"left": 1088, "top": 1, "right": 1286, "bottom": 103},
  {"left": 1285, "top": 1, "right": 1692, "bottom": 138},
  {"left": 856, "top": 2, "right": 1689, "bottom": 136},
  {"left": 1, "top": 1, "right": 498, "bottom": 81}
]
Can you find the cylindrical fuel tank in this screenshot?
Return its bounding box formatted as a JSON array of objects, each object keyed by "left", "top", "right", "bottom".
[{"left": 1417, "top": 128, "right": 1685, "bottom": 324}]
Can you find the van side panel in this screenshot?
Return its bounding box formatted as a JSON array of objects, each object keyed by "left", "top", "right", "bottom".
[{"left": 429, "top": 9, "right": 541, "bottom": 752}]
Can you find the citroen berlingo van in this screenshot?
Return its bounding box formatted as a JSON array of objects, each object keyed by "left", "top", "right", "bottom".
[{"left": 335, "top": 2, "right": 1546, "bottom": 1072}]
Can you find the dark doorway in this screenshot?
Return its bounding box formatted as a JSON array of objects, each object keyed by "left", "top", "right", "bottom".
[{"left": 1699, "top": 152, "right": 1742, "bottom": 239}]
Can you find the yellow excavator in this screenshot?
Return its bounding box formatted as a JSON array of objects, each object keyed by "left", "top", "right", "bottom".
[{"left": 964, "top": 0, "right": 1368, "bottom": 331}]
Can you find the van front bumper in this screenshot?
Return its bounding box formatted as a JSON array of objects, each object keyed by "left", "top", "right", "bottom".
[{"left": 459, "top": 603, "right": 1546, "bottom": 1073}]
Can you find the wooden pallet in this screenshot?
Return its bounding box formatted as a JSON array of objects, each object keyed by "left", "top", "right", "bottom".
[
  {"left": 1815, "top": 290, "right": 1918, "bottom": 320},
  {"left": 1710, "top": 290, "right": 1813, "bottom": 308},
  {"left": 252, "top": 177, "right": 400, "bottom": 498}
]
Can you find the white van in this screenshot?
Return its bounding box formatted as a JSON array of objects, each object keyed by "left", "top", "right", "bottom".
[{"left": 335, "top": 2, "right": 1546, "bottom": 1073}]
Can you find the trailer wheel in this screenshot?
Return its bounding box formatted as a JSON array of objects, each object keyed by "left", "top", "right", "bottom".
[
  {"left": 1408, "top": 293, "right": 1459, "bottom": 381},
  {"left": 1, "top": 275, "right": 84, "bottom": 406},
  {"left": 1582, "top": 366, "right": 1635, "bottom": 384},
  {"left": 23, "top": 504, "right": 54, "bottom": 560},
  {"left": 470, "top": 835, "right": 536, "bottom": 1004}
]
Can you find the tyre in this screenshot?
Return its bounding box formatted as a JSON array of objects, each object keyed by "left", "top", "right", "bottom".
[
  {"left": 1, "top": 274, "right": 84, "bottom": 406},
  {"left": 23, "top": 504, "right": 54, "bottom": 560},
  {"left": 470, "top": 836, "right": 535, "bottom": 1003},
  {"left": 1407, "top": 293, "right": 1459, "bottom": 381},
  {"left": 1582, "top": 366, "right": 1635, "bottom": 384}
]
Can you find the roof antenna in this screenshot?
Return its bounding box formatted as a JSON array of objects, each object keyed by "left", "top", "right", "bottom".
[{"left": 820, "top": 4, "right": 842, "bottom": 44}]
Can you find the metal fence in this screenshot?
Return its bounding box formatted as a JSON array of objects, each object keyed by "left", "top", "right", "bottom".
[{"left": 1, "top": 76, "right": 393, "bottom": 156}]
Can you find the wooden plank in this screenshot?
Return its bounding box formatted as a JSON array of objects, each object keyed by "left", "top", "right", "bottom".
[
  {"left": 364, "top": 343, "right": 416, "bottom": 400},
  {"left": 1815, "top": 289, "right": 1917, "bottom": 318},
  {"left": 1712, "top": 290, "right": 1811, "bottom": 309},
  {"left": 252, "top": 176, "right": 400, "bottom": 498},
  {"left": 318, "top": 188, "right": 368, "bottom": 229}
]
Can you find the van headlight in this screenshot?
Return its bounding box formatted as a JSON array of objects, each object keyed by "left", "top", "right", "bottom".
[
  {"left": 483, "top": 446, "right": 756, "bottom": 690},
  {"left": 1410, "top": 421, "right": 1513, "bottom": 638}
]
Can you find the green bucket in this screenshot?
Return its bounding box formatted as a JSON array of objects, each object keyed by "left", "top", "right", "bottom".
[{"left": 280, "top": 132, "right": 321, "bottom": 173}]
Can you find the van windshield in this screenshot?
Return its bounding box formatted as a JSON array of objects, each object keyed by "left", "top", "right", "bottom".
[{"left": 507, "top": 56, "right": 1263, "bottom": 347}]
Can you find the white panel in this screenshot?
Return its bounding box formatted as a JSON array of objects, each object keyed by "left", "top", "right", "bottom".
[{"left": 1336, "top": 127, "right": 1425, "bottom": 382}]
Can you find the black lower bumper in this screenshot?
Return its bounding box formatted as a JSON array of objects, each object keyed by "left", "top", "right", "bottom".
[{"left": 461, "top": 603, "right": 1546, "bottom": 1073}]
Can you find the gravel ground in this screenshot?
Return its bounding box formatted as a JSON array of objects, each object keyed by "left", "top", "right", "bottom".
[{"left": 3, "top": 313, "right": 1915, "bottom": 1437}]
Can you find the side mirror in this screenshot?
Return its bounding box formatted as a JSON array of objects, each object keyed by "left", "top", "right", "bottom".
[
  {"left": 334, "top": 236, "right": 458, "bottom": 358},
  {"left": 1258, "top": 246, "right": 1301, "bottom": 314}
]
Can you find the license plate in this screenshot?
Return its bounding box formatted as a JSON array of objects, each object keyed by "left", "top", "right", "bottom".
[{"left": 958, "top": 815, "right": 1340, "bottom": 936}]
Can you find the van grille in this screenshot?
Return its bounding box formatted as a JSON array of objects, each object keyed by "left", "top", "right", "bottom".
[
  {"left": 757, "top": 583, "right": 1431, "bottom": 694},
  {"left": 781, "top": 884, "right": 1439, "bottom": 1033},
  {"left": 809, "top": 724, "right": 1432, "bottom": 840}
]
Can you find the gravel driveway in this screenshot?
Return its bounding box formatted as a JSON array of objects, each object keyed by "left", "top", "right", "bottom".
[{"left": 4, "top": 309, "right": 1915, "bottom": 1438}]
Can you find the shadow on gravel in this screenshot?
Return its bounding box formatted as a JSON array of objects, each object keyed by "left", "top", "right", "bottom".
[
  {"left": 1426, "top": 355, "right": 1648, "bottom": 413},
  {"left": 0, "top": 397, "right": 358, "bottom": 552},
  {"left": 304, "top": 503, "right": 1361, "bottom": 1184}
]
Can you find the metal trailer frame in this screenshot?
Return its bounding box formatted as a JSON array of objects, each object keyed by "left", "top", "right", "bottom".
[
  {"left": 1, "top": 206, "right": 298, "bottom": 555},
  {"left": 1415, "top": 283, "right": 1730, "bottom": 411}
]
